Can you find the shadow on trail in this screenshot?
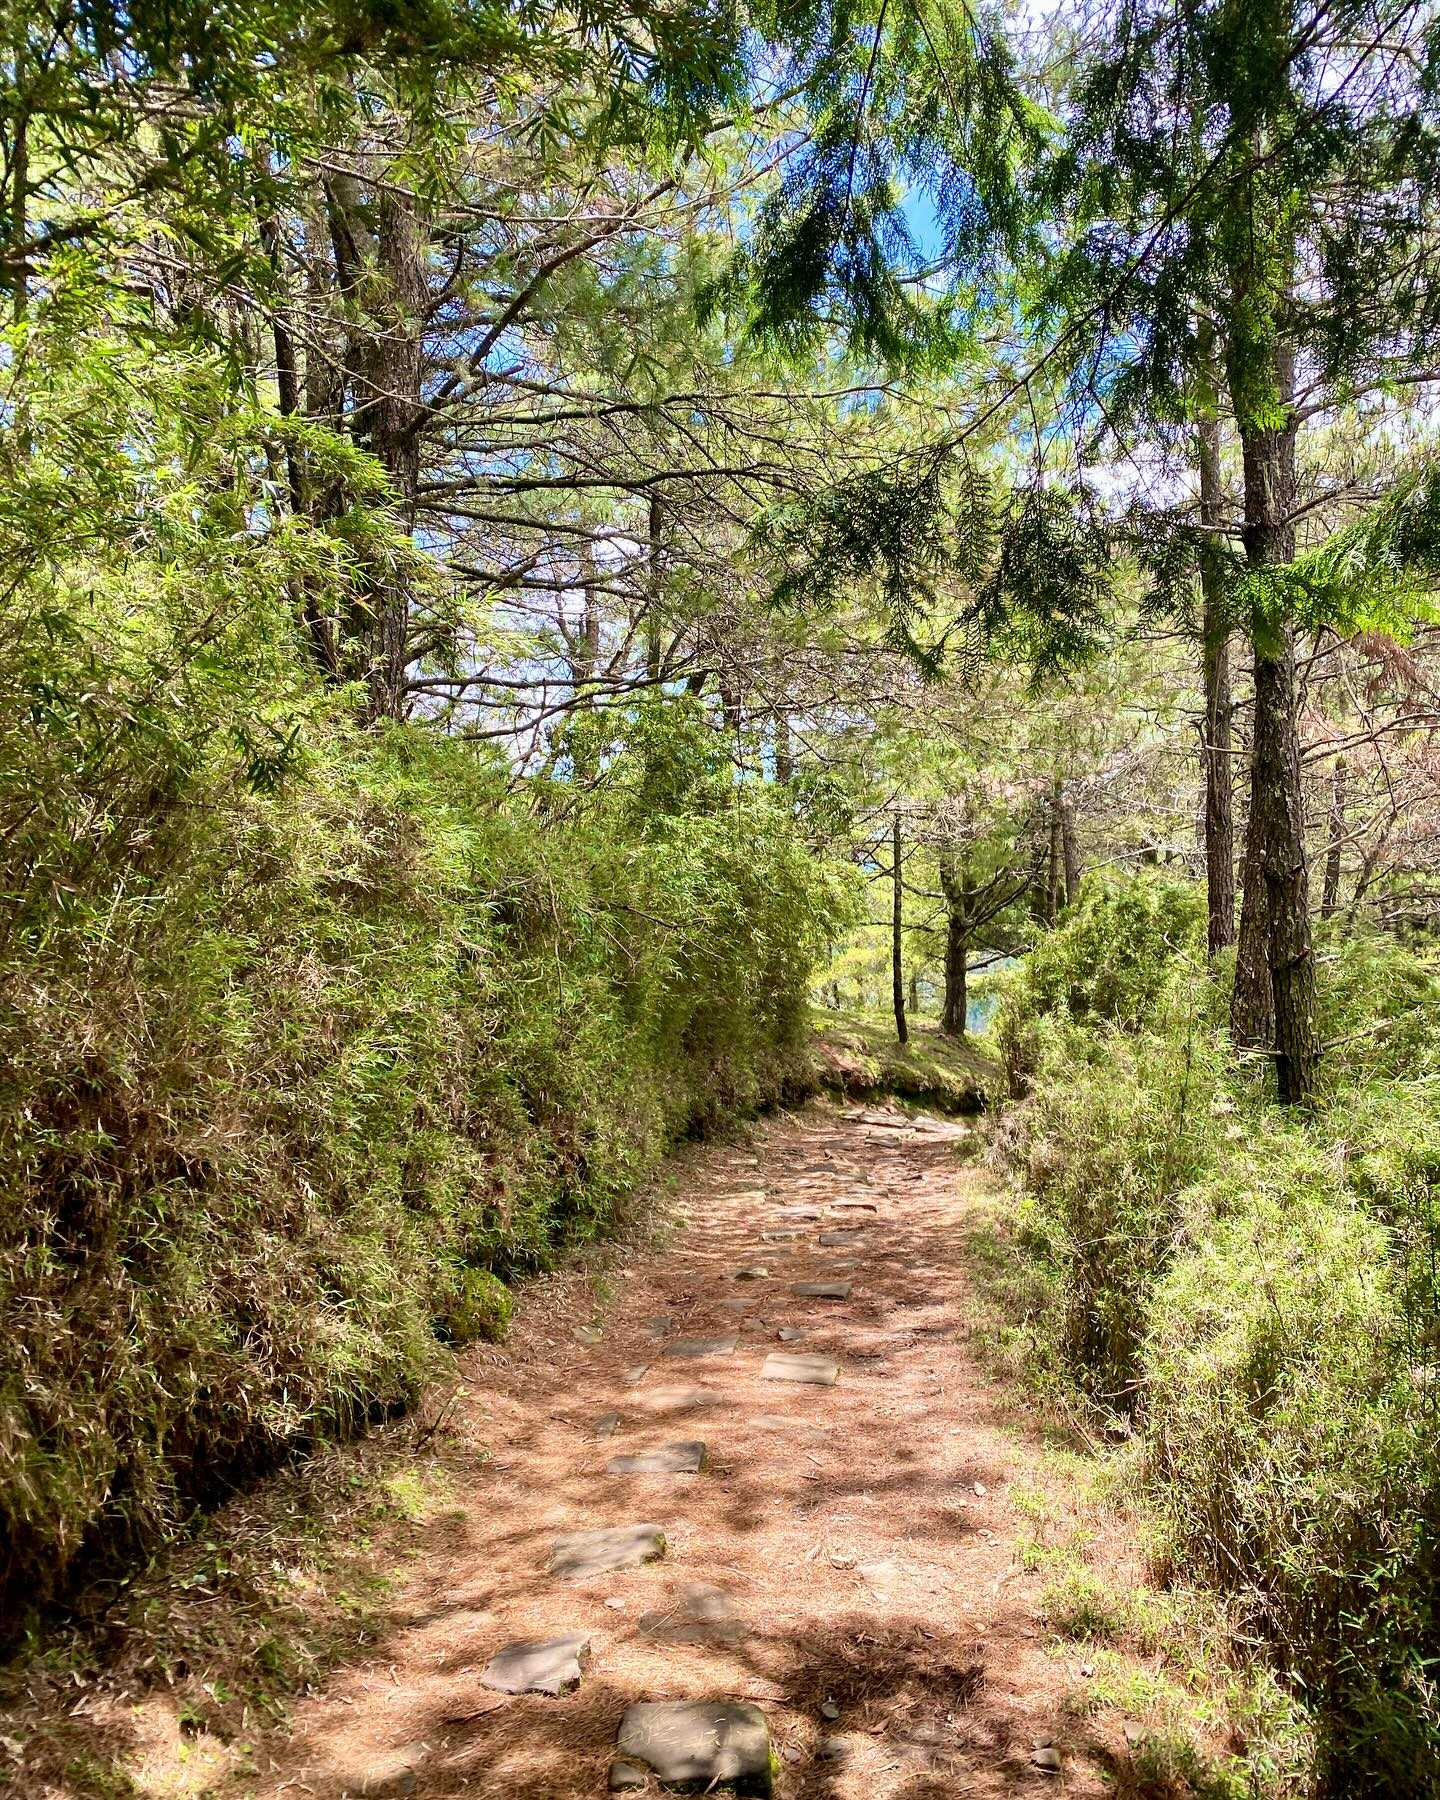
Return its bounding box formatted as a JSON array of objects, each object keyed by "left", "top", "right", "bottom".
[{"left": 249, "top": 1105, "right": 1106, "bottom": 1800}]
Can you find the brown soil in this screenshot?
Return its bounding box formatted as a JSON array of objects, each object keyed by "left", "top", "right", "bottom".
[{"left": 234, "top": 1101, "right": 1111, "bottom": 1799}]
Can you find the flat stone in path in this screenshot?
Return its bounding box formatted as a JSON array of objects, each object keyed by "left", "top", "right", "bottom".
[
  {"left": 605, "top": 1440, "right": 707, "bottom": 1475},
  {"left": 832, "top": 1199, "right": 879, "bottom": 1213},
  {"left": 774, "top": 1206, "right": 822, "bottom": 1220},
  {"left": 480, "top": 1633, "right": 590, "bottom": 1696},
  {"left": 613, "top": 1700, "right": 774, "bottom": 1797},
  {"left": 793, "top": 1281, "right": 851, "bottom": 1300},
  {"left": 595, "top": 1411, "right": 621, "bottom": 1437},
  {"left": 549, "top": 1523, "right": 666, "bottom": 1579},
  {"left": 638, "top": 1582, "right": 745, "bottom": 1646},
  {"left": 818, "top": 1229, "right": 863, "bottom": 1247},
  {"left": 638, "top": 1385, "right": 725, "bottom": 1413},
  {"left": 662, "top": 1336, "right": 738, "bottom": 1360},
  {"left": 731, "top": 1266, "right": 770, "bottom": 1280},
  {"left": 762, "top": 1351, "right": 839, "bottom": 1385},
  {"left": 760, "top": 1227, "right": 803, "bottom": 1242}
]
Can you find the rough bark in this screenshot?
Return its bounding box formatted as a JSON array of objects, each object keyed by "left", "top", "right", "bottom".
[
  {"left": 1059, "top": 787, "right": 1080, "bottom": 907},
  {"left": 1229, "top": 340, "right": 1318, "bottom": 1100},
  {"left": 939, "top": 847, "right": 969, "bottom": 1038},
  {"left": 1197, "top": 407, "right": 1235, "bottom": 956},
  {"left": 1231, "top": 760, "right": 1274, "bottom": 1044},
  {"left": 892, "top": 813, "right": 908, "bottom": 1046},
  {"left": 327, "top": 174, "right": 427, "bottom": 722}
]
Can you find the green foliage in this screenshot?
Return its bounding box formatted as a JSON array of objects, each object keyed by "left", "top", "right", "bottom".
[
  {"left": 995, "top": 872, "right": 1205, "bottom": 1097},
  {"left": 443, "top": 1270, "right": 513, "bottom": 1346},
  {"left": 1019, "top": 872, "right": 1206, "bottom": 1028},
  {"left": 0, "top": 297, "right": 841, "bottom": 1626},
  {"left": 996, "top": 875, "right": 1440, "bottom": 1790}
]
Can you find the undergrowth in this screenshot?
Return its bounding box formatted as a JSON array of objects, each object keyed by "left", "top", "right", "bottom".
[
  {"left": 989, "top": 871, "right": 1440, "bottom": 1796},
  {"left": 0, "top": 304, "right": 848, "bottom": 1628}
]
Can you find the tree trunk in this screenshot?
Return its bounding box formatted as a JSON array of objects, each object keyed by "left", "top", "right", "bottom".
[
  {"left": 939, "top": 847, "right": 969, "bottom": 1037},
  {"left": 1228, "top": 339, "right": 1318, "bottom": 1101},
  {"left": 1321, "top": 757, "right": 1346, "bottom": 919},
  {"left": 328, "top": 174, "right": 427, "bottom": 722},
  {"left": 1046, "top": 778, "right": 1062, "bottom": 924},
  {"left": 258, "top": 201, "right": 341, "bottom": 678},
  {"left": 892, "top": 814, "right": 908, "bottom": 1046},
  {"left": 1059, "top": 787, "right": 1081, "bottom": 907},
  {"left": 1197, "top": 405, "right": 1235, "bottom": 956},
  {"left": 1231, "top": 762, "right": 1274, "bottom": 1044},
  {"left": 774, "top": 710, "right": 793, "bottom": 784}
]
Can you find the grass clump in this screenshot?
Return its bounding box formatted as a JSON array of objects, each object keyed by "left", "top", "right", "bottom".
[{"left": 992, "top": 873, "right": 1440, "bottom": 1793}]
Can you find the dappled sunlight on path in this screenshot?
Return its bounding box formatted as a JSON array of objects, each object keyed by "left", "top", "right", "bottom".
[{"left": 250, "top": 1103, "right": 1106, "bottom": 1799}]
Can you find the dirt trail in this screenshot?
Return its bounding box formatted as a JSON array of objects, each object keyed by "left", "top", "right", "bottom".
[{"left": 249, "top": 1102, "right": 1106, "bottom": 1799}]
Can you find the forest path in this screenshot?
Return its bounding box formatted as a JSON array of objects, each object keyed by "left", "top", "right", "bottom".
[{"left": 248, "top": 1101, "right": 1108, "bottom": 1800}]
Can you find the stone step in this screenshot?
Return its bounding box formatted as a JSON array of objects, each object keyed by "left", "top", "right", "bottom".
[
  {"left": 761, "top": 1351, "right": 839, "bottom": 1385},
  {"left": 480, "top": 1633, "right": 590, "bottom": 1696},
  {"left": 548, "top": 1523, "right": 666, "bottom": 1579},
  {"left": 605, "top": 1440, "right": 707, "bottom": 1475},
  {"left": 793, "top": 1281, "right": 851, "bottom": 1300},
  {"left": 637, "top": 1385, "right": 725, "bottom": 1414},
  {"left": 637, "top": 1583, "right": 745, "bottom": 1646},
  {"left": 611, "top": 1700, "right": 773, "bottom": 1796}
]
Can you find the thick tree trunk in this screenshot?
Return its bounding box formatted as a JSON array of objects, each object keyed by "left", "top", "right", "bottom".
[
  {"left": 939, "top": 847, "right": 969, "bottom": 1037},
  {"left": 1228, "top": 340, "right": 1318, "bottom": 1100},
  {"left": 1197, "top": 407, "right": 1235, "bottom": 956},
  {"left": 327, "top": 175, "right": 426, "bottom": 722},
  {"left": 892, "top": 814, "right": 908, "bottom": 1046},
  {"left": 1321, "top": 758, "right": 1346, "bottom": 919}
]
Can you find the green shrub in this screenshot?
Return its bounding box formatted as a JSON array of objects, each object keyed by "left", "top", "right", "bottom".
[
  {"left": 996, "top": 980, "right": 1226, "bottom": 1406},
  {"left": 995, "top": 876, "right": 1440, "bottom": 1790},
  {"left": 443, "top": 1270, "right": 514, "bottom": 1346},
  {"left": 0, "top": 318, "right": 843, "bottom": 1621}
]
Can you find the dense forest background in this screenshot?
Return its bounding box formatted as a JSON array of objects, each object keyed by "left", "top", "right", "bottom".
[{"left": 5, "top": 0, "right": 1440, "bottom": 1791}]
